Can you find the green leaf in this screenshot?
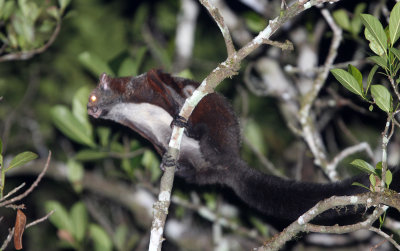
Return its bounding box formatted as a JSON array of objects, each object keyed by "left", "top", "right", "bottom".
[
  {"left": 390, "top": 2, "right": 400, "bottom": 45},
  {"left": 368, "top": 55, "right": 387, "bottom": 69},
  {"left": 117, "top": 47, "right": 147, "bottom": 76},
  {"left": 114, "top": 224, "right": 128, "bottom": 250},
  {"left": 72, "top": 86, "right": 92, "bottom": 137},
  {"left": 78, "top": 52, "right": 113, "bottom": 77},
  {"left": 67, "top": 160, "right": 84, "bottom": 193},
  {"left": 367, "top": 64, "right": 379, "bottom": 86},
  {"left": 244, "top": 119, "right": 267, "bottom": 155},
  {"left": 367, "top": 64, "right": 379, "bottom": 93},
  {"left": 347, "top": 64, "right": 363, "bottom": 88},
  {"left": 369, "top": 104, "right": 374, "bottom": 111},
  {"left": 141, "top": 150, "right": 161, "bottom": 182},
  {"left": 365, "top": 27, "right": 386, "bottom": 56},
  {"left": 390, "top": 47, "right": 400, "bottom": 62},
  {"left": 97, "top": 127, "right": 111, "bottom": 147},
  {"left": 46, "top": 6, "right": 60, "bottom": 21},
  {"left": 90, "top": 224, "right": 112, "bottom": 251},
  {"left": 51, "top": 105, "right": 96, "bottom": 147},
  {"left": 333, "top": 9, "right": 350, "bottom": 31},
  {"left": 244, "top": 12, "right": 267, "bottom": 32},
  {"left": 371, "top": 85, "right": 392, "bottom": 113},
  {"left": 71, "top": 202, "right": 88, "bottom": 243},
  {"left": 75, "top": 150, "right": 109, "bottom": 161},
  {"left": 331, "top": 69, "right": 364, "bottom": 96},
  {"left": 58, "top": 0, "right": 71, "bottom": 13},
  {"left": 0, "top": 1, "right": 15, "bottom": 21},
  {"left": 369, "top": 173, "right": 376, "bottom": 187},
  {"left": 249, "top": 216, "right": 269, "bottom": 236},
  {"left": 361, "top": 14, "right": 387, "bottom": 54},
  {"left": 386, "top": 170, "right": 393, "bottom": 187},
  {"left": 352, "top": 182, "right": 370, "bottom": 191},
  {"left": 6, "top": 151, "right": 38, "bottom": 171},
  {"left": 350, "top": 159, "right": 376, "bottom": 174},
  {"left": 350, "top": 3, "right": 366, "bottom": 35},
  {"left": 45, "top": 201, "right": 74, "bottom": 233}
]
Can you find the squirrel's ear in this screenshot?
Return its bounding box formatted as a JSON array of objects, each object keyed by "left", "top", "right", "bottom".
[{"left": 100, "top": 73, "right": 110, "bottom": 90}]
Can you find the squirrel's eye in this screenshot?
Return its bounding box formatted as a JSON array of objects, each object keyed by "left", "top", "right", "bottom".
[{"left": 90, "top": 95, "right": 97, "bottom": 102}]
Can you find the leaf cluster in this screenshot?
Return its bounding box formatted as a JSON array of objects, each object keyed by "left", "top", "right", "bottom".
[
  {"left": 331, "top": 3, "right": 400, "bottom": 114},
  {"left": 331, "top": 2, "right": 400, "bottom": 191},
  {"left": 0, "top": 138, "right": 37, "bottom": 198},
  {"left": 0, "top": 0, "right": 70, "bottom": 53}
]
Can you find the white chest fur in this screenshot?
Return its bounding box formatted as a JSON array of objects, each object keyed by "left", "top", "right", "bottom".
[{"left": 106, "top": 103, "right": 201, "bottom": 162}]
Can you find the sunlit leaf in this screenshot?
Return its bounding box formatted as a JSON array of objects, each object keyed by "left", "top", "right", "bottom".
[
  {"left": 368, "top": 55, "right": 387, "bottom": 69},
  {"left": 352, "top": 182, "right": 370, "bottom": 191},
  {"left": 331, "top": 69, "right": 363, "bottom": 97},
  {"left": 117, "top": 47, "right": 147, "bottom": 76},
  {"left": 367, "top": 64, "right": 379, "bottom": 93},
  {"left": 389, "top": 2, "right": 400, "bottom": 45},
  {"left": 58, "top": 0, "right": 71, "bottom": 13},
  {"left": 0, "top": 1, "right": 14, "bottom": 20},
  {"left": 71, "top": 202, "right": 88, "bottom": 242},
  {"left": 75, "top": 150, "right": 109, "bottom": 161},
  {"left": 369, "top": 173, "right": 376, "bottom": 187},
  {"left": 46, "top": 6, "right": 60, "bottom": 21},
  {"left": 90, "top": 224, "right": 112, "bottom": 251},
  {"left": 347, "top": 64, "right": 363, "bottom": 88},
  {"left": 371, "top": 85, "right": 392, "bottom": 113},
  {"left": 6, "top": 151, "right": 38, "bottom": 171},
  {"left": 361, "top": 14, "right": 387, "bottom": 54},
  {"left": 350, "top": 159, "right": 375, "bottom": 174},
  {"left": 333, "top": 9, "right": 350, "bottom": 31},
  {"left": 78, "top": 51, "right": 113, "bottom": 77},
  {"left": 141, "top": 150, "right": 161, "bottom": 182},
  {"left": 386, "top": 170, "right": 393, "bottom": 187},
  {"left": 51, "top": 105, "right": 95, "bottom": 147},
  {"left": 45, "top": 201, "right": 74, "bottom": 233},
  {"left": 114, "top": 224, "right": 129, "bottom": 251},
  {"left": 365, "top": 28, "right": 386, "bottom": 56},
  {"left": 350, "top": 3, "right": 366, "bottom": 34},
  {"left": 67, "top": 160, "right": 84, "bottom": 192},
  {"left": 72, "top": 86, "right": 92, "bottom": 137},
  {"left": 390, "top": 47, "right": 400, "bottom": 62},
  {"left": 97, "top": 127, "right": 111, "bottom": 147}
]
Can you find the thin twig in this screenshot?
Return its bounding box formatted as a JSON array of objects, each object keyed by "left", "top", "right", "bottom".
[
  {"left": 263, "top": 39, "right": 293, "bottom": 50},
  {"left": 327, "top": 142, "right": 374, "bottom": 172},
  {"left": 1, "top": 210, "right": 55, "bottom": 250},
  {"left": 369, "top": 227, "right": 400, "bottom": 250},
  {"left": 0, "top": 183, "right": 25, "bottom": 202},
  {"left": 26, "top": 210, "right": 55, "bottom": 228},
  {"left": 0, "top": 228, "right": 13, "bottom": 250},
  {"left": 0, "top": 21, "right": 62, "bottom": 62},
  {"left": 0, "top": 151, "right": 51, "bottom": 207},
  {"left": 198, "top": 0, "right": 236, "bottom": 57}
]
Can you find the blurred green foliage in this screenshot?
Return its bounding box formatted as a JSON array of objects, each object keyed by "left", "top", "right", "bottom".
[{"left": 0, "top": 0, "right": 386, "bottom": 250}]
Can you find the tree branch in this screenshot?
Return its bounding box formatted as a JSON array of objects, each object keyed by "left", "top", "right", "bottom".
[{"left": 0, "top": 21, "right": 62, "bottom": 62}]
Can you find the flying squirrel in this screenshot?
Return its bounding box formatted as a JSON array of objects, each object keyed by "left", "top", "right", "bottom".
[{"left": 87, "top": 69, "right": 400, "bottom": 225}]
